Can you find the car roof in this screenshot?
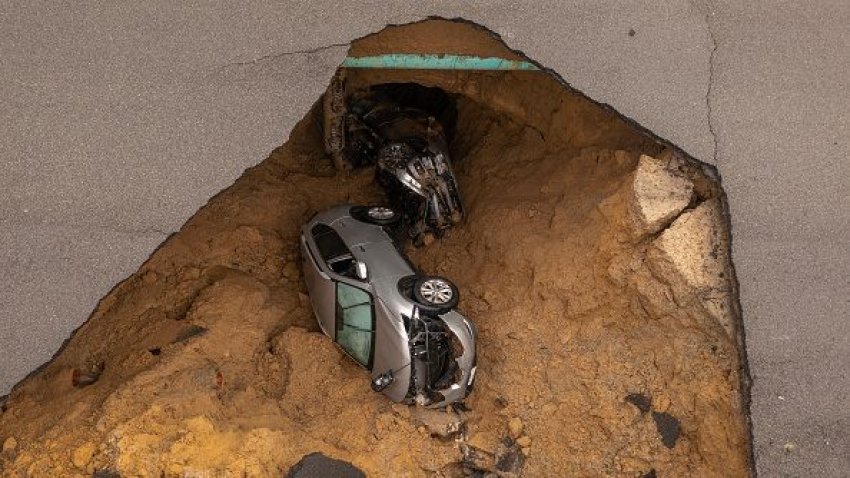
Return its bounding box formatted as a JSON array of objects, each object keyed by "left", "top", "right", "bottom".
[{"left": 307, "top": 205, "right": 415, "bottom": 280}]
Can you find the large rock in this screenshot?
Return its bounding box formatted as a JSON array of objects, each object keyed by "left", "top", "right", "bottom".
[
  {"left": 629, "top": 154, "right": 694, "bottom": 236},
  {"left": 647, "top": 198, "right": 736, "bottom": 338}
]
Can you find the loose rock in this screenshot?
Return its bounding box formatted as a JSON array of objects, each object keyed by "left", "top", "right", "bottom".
[
  {"left": 508, "top": 417, "right": 524, "bottom": 439},
  {"left": 651, "top": 412, "right": 681, "bottom": 449},
  {"left": 2, "top": 436, "right": 17, "bottom": 452},
  {"left": 286, "top": 452, "right": 365, "bottom": 478},
  {"left": 629, "top": 154, "right": 694, "bottom": 236},
  {"left": 71, "top": 441, "right": 96, "bottom": 469}
]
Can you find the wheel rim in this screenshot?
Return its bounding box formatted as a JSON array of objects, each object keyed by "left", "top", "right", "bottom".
[
  {"left": 419, "top": 279, "right": 453, "bottom": 305},
  {"left": 368, "top": 206, "right": 395, "bottom": 220}
]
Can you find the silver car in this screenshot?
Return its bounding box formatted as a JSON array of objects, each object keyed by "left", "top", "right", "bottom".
[{"left": 300, "top": 204, "right": 477, "bottom": 407}]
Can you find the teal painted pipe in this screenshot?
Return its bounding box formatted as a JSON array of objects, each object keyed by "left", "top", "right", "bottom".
[{"left": 341, "top": 54, "right": 539, "bottom": 71}]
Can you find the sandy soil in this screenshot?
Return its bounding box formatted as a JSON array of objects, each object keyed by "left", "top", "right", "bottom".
[{"left": 0, "top": 19, "right": 750, "bottom": 478}]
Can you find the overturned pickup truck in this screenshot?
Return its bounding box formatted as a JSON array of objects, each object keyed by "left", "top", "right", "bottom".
[
  {"left": 323, "top": 75, "right": 464, "bottom": 246},
  {"left": 300, "top": 204, "right": 477, "bottom": 407}
]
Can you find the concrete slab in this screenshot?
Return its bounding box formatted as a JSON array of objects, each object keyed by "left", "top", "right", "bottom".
[{"left": 1, "top": 1, "right": 846, "bottom": 476}]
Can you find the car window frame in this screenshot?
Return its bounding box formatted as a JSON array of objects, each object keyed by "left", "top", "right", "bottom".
[{"left": 310, "top": 223, "right": 364, "bottom": 281}]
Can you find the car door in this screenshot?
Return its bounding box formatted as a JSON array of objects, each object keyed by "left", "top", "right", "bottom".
[
  {"left": 334, "top": 282, "right": 376, "bottom": 368},
  {"left": 301, "top": 234, "right": 335, "bottom": 336},
  {"left": 303, "top": 223, "right": 355, "bottom": 336}
]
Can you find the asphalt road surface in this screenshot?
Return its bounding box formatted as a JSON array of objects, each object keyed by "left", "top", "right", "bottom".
[{"left": 1, "top": 2, "right": 847, "bottom": 476}]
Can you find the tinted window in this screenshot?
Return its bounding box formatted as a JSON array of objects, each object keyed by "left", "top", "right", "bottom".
[
  {"left": 312, "top": 224, "right": 349, "bottom": 262},
  {"left": 335, "top": 283, "right": 375, "bottom": 367}
]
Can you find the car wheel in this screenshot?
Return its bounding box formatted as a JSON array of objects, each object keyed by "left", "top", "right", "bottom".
[
  {"left": 351, "top": 205, "right": 400, "bottom": 226},
  {"left": 413, "top": 276, "right": 459, "bottom": 311}
]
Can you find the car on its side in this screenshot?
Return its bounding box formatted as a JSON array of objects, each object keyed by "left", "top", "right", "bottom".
[
  {"left": 300, "top": 204, "right": 476, "bottom": 407},
  {"left": 323, "top": 78, "right": 464, "bottom": 245}
]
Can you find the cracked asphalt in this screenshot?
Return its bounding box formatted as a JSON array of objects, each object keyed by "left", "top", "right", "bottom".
[{"left": 1, "top": 2, "right": 847, "bottom": 476}]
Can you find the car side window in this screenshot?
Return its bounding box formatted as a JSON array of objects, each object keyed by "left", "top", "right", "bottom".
[
  {"left": 335, "top": 283, "right": 375, "bottom": 367},
  {"left": 311, "top": 224, "right": 357, "bottom": 278}
]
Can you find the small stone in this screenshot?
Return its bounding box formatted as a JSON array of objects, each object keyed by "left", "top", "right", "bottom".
[
  {"left": 508, "top": 417, "right": 524, "bottom": 439},
  {"left": 521, "top": 447, "right": 531, "bottom": 456},
  {"left": 516, "top": 436, "right": 532, "bottom": 447},
  {"left": 784, "top": 442, "right": 796, "bottom": 454},
  {"left": 2, "top": 436, "right": 17, "bottom": 452},
  {"left": 71, "top": 442, "right": 96, "bottom": 469}
]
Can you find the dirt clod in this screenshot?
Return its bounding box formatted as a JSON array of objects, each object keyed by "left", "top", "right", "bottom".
[
  {"left": 71, "top": 441, "right": 96, "bottom": 470},
  {"left": 507, "top": 417, "right": 524, "bottom": 439},
  {"left": 2, "top": 436, "right": 16, "bottom": 453},
  {"left": 652, "top": 411, "right": 682, "bottom": 449}
]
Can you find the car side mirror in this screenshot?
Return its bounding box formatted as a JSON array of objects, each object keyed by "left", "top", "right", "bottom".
[
  {"left": 355, "top": 261, "right": 368, "bottom": 280},
  {"left": 371, "top": 370, "right": 394, "bottom": 392}
]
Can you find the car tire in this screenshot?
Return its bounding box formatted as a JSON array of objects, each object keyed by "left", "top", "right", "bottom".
[
  {"left": 351, "top": 205, "right": 401, "bottom": 226},
  {"left": 413, "top": 276, "right": 459, "bottom": 312}
]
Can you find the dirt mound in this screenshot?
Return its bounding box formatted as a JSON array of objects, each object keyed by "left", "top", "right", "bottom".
[{"left": 0, "top": 19, "right": 750, "bottom": 478}]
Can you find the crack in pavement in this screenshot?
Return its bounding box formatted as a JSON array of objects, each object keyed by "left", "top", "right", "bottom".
[
  {"left": 216, "top": 42, "right": 350, "bottom": 73},
  {"left": 697, "top": 1, "right": 720, "bottom": 165}
]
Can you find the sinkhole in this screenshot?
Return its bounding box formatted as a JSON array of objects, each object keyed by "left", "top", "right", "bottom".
[{"left": 0, "top": 18, "right": 752, "bottom": 478}]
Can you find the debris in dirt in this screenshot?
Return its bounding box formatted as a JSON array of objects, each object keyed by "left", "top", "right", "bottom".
[
  {"left": 494, "top": 439, "right": 525, "bottom": 474},
  {"left": 411, "top": 408, "right": 465, "bottom": 440},
  {"left": 147, "top": 347, "right": 161, "bottom": 356},
  {"left": 286, "top": 452, "right": 365, "bottom": 478},
  {"left": 629, "top": 153, "right": 694, "bottom": 236},
  {"left": 783, "top": 442, "right": 797, "bottom": 454},
  {"left": 2, "top": 436, "right": 17, "bottom": 453},
  {"left": 92, "top": 470, "right": 121, "bottom": 478},
  {"left": 0, "top": 394, "right": 6, "bottom": 413},
  {"left": 652, "top": 411, "right": 682, "bottom": 448},
  {"left": 461, "top": 438, "right": 524, "bottom": 476},
  {"left": 72, "top": 362, "right": 104, "bottom": 388},
  {"left": 642, "top": 469, "right": 657, "bottom": 478},
  {"left": 71, "top": 441, "right": 96, "bottom": 470},
  {"left": 460, "top": 443, "right": 495, "bottom": 473},
  {"left": 507, "top": 417, "right": 524, "bottom": 439},
  {"left": 173, "top": 324, "right": 208, "bottom": 343},
  {"left": 628, "top": 28, "right": 637, "bottom": 37},
  {"left": 516, "top": 435, "right": 531, "bottom": 448},
  {"left": 625, "top": 393, "right": 652, "bottom": 413}
]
